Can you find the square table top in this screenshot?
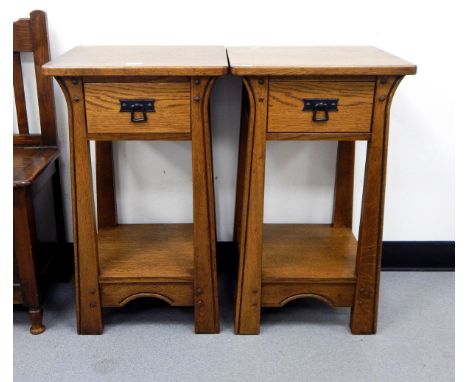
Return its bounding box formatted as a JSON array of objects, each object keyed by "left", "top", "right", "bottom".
[
  {"left": 227, "top": 46, "right": 416, "bottom": 76},
  {"left": 43, "top": 46, "right": 228, "bottom": 76}
]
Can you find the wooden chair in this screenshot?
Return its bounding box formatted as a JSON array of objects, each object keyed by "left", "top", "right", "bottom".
[{"left": 13, "top": 10, "right": 65, "bottom": 334}]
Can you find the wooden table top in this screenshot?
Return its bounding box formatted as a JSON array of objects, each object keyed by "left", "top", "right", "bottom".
[
  {"left": 227, "top": 46, "right": 416, "bottom": 76},
  {"left": 43, "top": 46, "right": 228, "bottom": 76}
]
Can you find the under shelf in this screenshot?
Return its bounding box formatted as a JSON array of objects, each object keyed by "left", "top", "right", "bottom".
[
  {"left": 98, "top": 224, "right": 194, "bottom": 283},
  {"left": 262, "top": 224, "right": 357, "bottom": 283}
]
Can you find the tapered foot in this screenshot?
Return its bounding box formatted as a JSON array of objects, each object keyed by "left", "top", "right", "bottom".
[{"left": 29, "top": 308, "right": 45, "bottom": 335}]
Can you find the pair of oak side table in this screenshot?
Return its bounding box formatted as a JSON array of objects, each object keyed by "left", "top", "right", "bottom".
[{"left": 43, "top": 46, "right": 416, "bottom": 335}]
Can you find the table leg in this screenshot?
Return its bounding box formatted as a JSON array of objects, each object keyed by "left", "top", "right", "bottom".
[
  {"left": 52, "top": 160, "right": 66, "bottom": 243},
  {"left": 96, "top": 141, "right": 117, "bottom": 229},
  {"left": 234, "top": 86, "right": 250, "bottom": 249},
  {"left": 58, "top": 78, "right": 102, "bottom": 334},
  {"left": 332, "top": 141, "right": 355, "bottom": 228},
  {"left": 191, "top": 77, "right": 219, "bottom": 333},
  {"left": 351, "top": 76, "right": 402, "bottom": 334},
  {"left": 234, "top": 77, "right": 269, "bottom": 334}
]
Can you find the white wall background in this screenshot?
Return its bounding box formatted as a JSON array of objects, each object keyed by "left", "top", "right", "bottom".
[{"left": 12, "top": 0, "right": 455, "bottom": 242}]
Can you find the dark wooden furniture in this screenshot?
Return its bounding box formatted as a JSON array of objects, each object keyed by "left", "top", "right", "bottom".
[
  {"left": 228, "top": 46, "right": 416, "bottom": 334},
  {"left": 13, "top": 10, "right": 66, "bottom": 334},
  {"left": 43, "top": 46, "right": 228, "bottom": 334}
]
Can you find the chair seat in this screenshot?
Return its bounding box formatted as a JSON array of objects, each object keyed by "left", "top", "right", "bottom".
[{"left": 14, "top": 147, "right": 59, "bottom": 188}]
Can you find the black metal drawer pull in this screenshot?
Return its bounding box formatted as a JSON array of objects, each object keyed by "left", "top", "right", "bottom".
[
  {"left": 303, "top": 98, "right": 338, "bottom": 122},
  {"left": 120, "top": 99, "right": 155, "bottom": 123}
]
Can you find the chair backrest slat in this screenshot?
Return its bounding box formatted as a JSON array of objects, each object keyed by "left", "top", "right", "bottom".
[
  {"left": 13, "top": 19, "right": 33, "bottom": 52},
  {"left": 13, "top": 134, "right": 42, "bottom": 146},
  {"left": 13, "top": 52, "right": 30, "bottom": 134},
  {"left": 13, "top": 10, "right": 57, "bottom": 147},
  {"left": 30, "top": 10, "right": 56, "bottom": 146}
]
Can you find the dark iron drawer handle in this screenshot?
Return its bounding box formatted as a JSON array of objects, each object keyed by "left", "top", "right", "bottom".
[
  {"left": 303, "top": 98, "right": 338, "bottom": 122},
  {"left": 120, "top": 99, "right": 155, "bottom": 123}
]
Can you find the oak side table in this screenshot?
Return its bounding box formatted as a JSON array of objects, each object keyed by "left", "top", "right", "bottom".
[
  {"left": 228, "top": 46, "right": 416, "bottom": 334},
  {"left": 43, "top": 46, "right": 227, "bottom": 334}
]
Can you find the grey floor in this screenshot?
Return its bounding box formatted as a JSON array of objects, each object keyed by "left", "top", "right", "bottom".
[{"left": 14, "top": 272, "right": 454, "bottom": 382}]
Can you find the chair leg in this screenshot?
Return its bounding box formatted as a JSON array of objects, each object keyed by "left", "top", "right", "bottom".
[
  {"left": 28, "top": 308, "right": 45, "bottom": 335},
  {"left": 14, "top": 187, "right": 45, "bottom": 334}
]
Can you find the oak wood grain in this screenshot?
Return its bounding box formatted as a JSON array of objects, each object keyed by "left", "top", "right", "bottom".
[
  {"left": 234, "top": 77, "right": 269, "bottom": 335},
  {"left": 263, "top": 224, "right": 357, "bottom": 283},
  {"left": 30, "top": 10, "right": 57, "bottom": 146},
  {"left": 191, "top": 77, "right": 220, "bottom": 333},
  {"left": 13, "top": 134, "right": 42, "bottom": 146},
  {"left": 234, "top": 86, "right": 250, "bottom": 248},
  {"left": 13, "top": 52, "right": 29, "bottom": 134},
  {"left": 98, "top": 224, "right": 193, "bottom": 283},
  {"left": 332, "top": 142, "right": 355, "bottom": 228},
  {"left": 268, "top": 81, "right": 375, "bottom": 133},
  {"left": 228, "top": 46, "right": 416, "bottom": 76},
  {"left": 100, "top": 283, "right": 193, "bottom": 307},
  {"left": 14, "top": 10, "right": 57, "bottom": 146},
  {"left": 96, "top": 142, "right": 117, "bottom": 229},
  {"left": 262, "top": 283, "right": 355, "bottom": 308},
  {"left": 84, "top": 81, "right": 191, "bottom": 134},
  {"left": 13, "top": 187, "right": 45, "bottom": 334},
  {"left": 13, "top": 147, "right": 59, "bottom": 187},
  {"left": 266, "top": 132, "right": 370, "bottom": 141},
  {"left": 43, "top": 46, "right": 229, "bottom": 76},
  {"left": 13, "top": 18, "right": 33, "bottom": 52},
  {"left": 57, "top": 77, "right": 102, "bottom": 335},
  {"left": 88, "top": 132, "right": 192, "bottom": 141},
  {"left": 350, "top": 76, "right": 402, "bottom": 334}
]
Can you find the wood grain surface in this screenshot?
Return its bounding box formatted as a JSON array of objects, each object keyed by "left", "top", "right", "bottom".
[
  {"left": 98, "top": 224, "right": 193, "bottom": 283},
  {"left": 57, "top": 77, "right": 103, "bottom": 334},
  {"left": 332, "top": 142, "right": 355, "bottom": 228},
  {"left": 263, "top": 224, "right": 357, "bottom": 283},
  {"left": 13, "top": 147, "right": 59, "bottom": 187},
  {"left": 234, "top": 77, "right": 269, "bottom": 334},
  {"left": 228, "top": 46, "right": 416, "bottom": 76},
  {"left": 43, "top": 46, "right": 228, "bottom": 76},
  {"left": 84, "top": 81, "right": 190, "bottom": 134},
  {"left": 95, "top": 142, "right": 117, "bottom": 229},
  {"left": 13, "top": 52, "right": 29, "bottom": 134},
  {"left": 100, "top": 283, "right": 193, "bottom": 308},
  {"left": 262, "top": 282, "right": 355, "bottom": 308},
  {"left": 268, "top": 81, "right": 375, "bottom": 133},
  {"left": 350, "top": 76, "right": 403, "bottom": 334},
  {"left": 191, "top": 77, "right": 220, "bottom": 333}
]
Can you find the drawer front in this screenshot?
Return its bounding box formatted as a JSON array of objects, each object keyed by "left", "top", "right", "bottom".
[
  {"left": 268, "top": 81, "right": 375, "bottom": 133},
  {"left": 84, "top": 81, "right": 191, "bottom": 134}
]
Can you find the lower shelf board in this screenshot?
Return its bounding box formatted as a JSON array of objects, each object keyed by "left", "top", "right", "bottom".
[
  {"left": 262, "top": 224, "right": 357, "bottom": 283},
  {"left": 261, "top": 224, "right": 357, "bottom": 308},
  {"left": 98, "top": 224, "right": 194, "bottom": 283},
  {"left": 98, "top": 224, "right": 195, "bottom": 307}
]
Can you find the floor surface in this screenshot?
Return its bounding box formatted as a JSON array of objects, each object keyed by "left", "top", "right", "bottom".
[{"left": 14, "top": 272, "right": 454, "bottom": 382}]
